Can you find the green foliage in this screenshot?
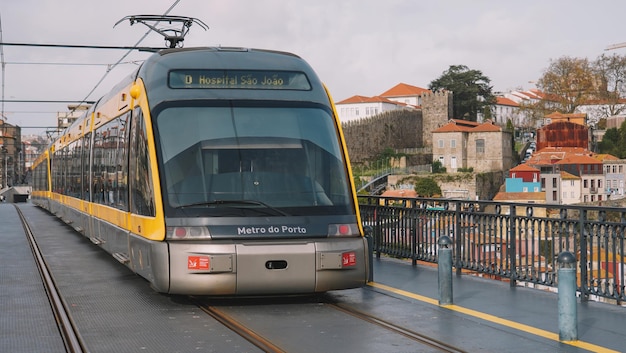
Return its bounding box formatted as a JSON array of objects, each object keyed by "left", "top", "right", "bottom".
[
  {"left": 505, "top": 119, "right": 515, "bottom": 132},
  {"left": 428, "top": 64, "right": 497, "bottom": 122},
  {"left": 414, "top": 177, "right": 441, "bottom": 197},
  {"left": 598, "top": 124, "right": 626, "bottom": 158},
  {"left": 432, "top": 160, "right": 446, "bottom": 173}
]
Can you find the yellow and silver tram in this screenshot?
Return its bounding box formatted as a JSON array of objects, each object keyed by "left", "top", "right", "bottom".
[{"left": 31, "top": 47, "right": 369, "bottom": 295}]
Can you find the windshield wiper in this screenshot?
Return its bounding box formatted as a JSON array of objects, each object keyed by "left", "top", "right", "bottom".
[{"left": 176, "top": 199, "right": 291, "bottom": 216}]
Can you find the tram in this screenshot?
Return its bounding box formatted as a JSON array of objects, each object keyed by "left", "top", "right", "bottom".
[{"left": 31, "top": 47, "right": 369, "bottom": 295}]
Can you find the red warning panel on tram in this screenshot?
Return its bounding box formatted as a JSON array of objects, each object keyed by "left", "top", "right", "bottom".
[{"left": 188, "top": 256, "right": 210, "bottom": 270}]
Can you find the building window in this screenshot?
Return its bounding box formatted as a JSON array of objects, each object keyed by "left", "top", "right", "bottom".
[
  {"left": 552, "top": 190, "right": 557, "bottom": 201},
  {"left": 450, "top": 139, "right": 456, "bottom": 148},
  {"left": 583, "top": 179, "right": 588, "bottom": 188},
  {"left": 476, "top": 139, "right": 485, "bottom": 154},
  {"left": 552, "top": 178, "right": 557, "bottom": 188},
  {"left": 438, "top": 139, "right": 444, "bottom": 148},
  {"left": 439, "top": 156, "right": 444, "bottom": 166}
]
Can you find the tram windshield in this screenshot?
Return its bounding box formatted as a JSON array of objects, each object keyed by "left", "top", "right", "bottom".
[{"left": 156, "top": 104, "right": 353, "bottom": 216}]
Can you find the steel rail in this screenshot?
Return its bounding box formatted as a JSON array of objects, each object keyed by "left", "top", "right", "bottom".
[
  {"left": 191, "top": 298, "right": 286, "bottom": 353},
  {"left": 327, "top": 302, "right": 468, "bottom": 353},
  {"left": 14, "top": 205, "right": 87, "bottom": 353}
]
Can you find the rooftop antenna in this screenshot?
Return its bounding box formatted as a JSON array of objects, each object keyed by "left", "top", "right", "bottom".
[{"left": 114, "top": 15, "right": 208, "bottom": 48}]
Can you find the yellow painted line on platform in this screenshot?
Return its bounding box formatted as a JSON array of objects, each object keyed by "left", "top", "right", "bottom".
[{"left": 368, "top": 282, "right": 620, "bottom": 353}]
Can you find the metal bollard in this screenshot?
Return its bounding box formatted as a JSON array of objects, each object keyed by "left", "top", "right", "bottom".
[
  {"left": 438, "top": 235, "right": 453, "bottom": 305},
  {"left": 557, "top": 251, "right": 578, "bottom": 341},
  {"left": 364, "top": 226, "right": 374, "bottom": 283}
]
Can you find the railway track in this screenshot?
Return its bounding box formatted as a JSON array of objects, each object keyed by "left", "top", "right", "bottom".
[
  {"left": 190, "top": 295, "right": 467, "bottom": 353},
  {"left": 16, "top": 203, "right": 464, "bottom": 353},
  {"left": 14, "top": 205, "right": 87, "bottom": 353},
  {"left": 326, "top": 302, "right": 468, "bottom": 353}
]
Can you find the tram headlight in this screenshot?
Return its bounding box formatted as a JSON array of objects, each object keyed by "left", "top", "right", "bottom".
[
  {"left": 166, "top": 226, "right": 212, "bottom": 240},
  {"left": 327, "top": 223, "right": 360, "bottom": 237}
]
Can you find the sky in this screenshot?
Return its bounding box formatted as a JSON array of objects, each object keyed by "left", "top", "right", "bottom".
[{"left": 2, "top": 0, "right": 626, "bottom": 136}]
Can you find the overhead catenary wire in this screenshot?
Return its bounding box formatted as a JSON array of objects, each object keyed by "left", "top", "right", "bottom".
[{"left": 67, "top": 0, "right": 182, "bottom": 117}]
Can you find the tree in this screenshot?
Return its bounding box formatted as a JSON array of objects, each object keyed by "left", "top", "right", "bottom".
[
  {"left": 414, "top": 177, "right": 441, "bottom": 197},
  {"left": 591, "top": 53, "right": 626, "bottom": 117},
  {"left": 598, "top": 127, "right": 619, "bottom": 156},
  {"left": 428, "top": 65, "right": 496, "bottom": 122},
  {"left": 536, "top": 56, "right": 597, "bottom": 113}
]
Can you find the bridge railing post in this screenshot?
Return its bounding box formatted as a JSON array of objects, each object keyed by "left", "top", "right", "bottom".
[
  {"left": 438, "top": 235, "right": 453, "bottom": 305},
  {"left": 557, "top": 251, "right": 578, "bottom": 341}
]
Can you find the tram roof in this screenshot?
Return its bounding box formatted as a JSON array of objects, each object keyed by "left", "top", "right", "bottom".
[{"left": 137, "top": 47, "right": 331, "bottom": 108}]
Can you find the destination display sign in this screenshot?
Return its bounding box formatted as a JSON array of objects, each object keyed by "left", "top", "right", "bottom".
[{"left": 169, "top": 69, "right": 311, "bottom": 90}]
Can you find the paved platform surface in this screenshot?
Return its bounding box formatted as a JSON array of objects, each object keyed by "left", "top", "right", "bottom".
[
  {"left": 2, "top": 202, "right": 625, "bottom": 352},
  {"left": 369, "top": 255, "right": 625, "bottom": 353}
]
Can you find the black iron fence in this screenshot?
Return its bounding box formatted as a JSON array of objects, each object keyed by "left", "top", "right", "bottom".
[{"left": 358, "top": 195, "right": 626, "bottom": 304}]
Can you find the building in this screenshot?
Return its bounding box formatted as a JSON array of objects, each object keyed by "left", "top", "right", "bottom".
[
  {"left": 536, "top": 120, "right": 590, "bottom": 151},
  {"left": 336, "top": 95, "right": 411, "bottom": 122},
  {"left": 432, "top": 119, "right": 514, "bottom": 173},
  {"left": 57, "top": 104, "right": 90, "bottom": 130},
  {"left": 335, "top": 83, "right": 430, "bottom": 122},
  {"left": 505, "top": 164, "right": 541, "bottom": 193},
  {"left": 0, "top": 121, "right": 23, "bottom": 188},
  {"left": 492, "top": 97, "right": 521, "bottom": 126},
  {"left": 600, "top": 156, "right": 625, "bottom": 199}
]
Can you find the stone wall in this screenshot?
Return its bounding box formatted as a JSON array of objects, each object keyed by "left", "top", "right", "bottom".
[
  {"left": 342, "top": 110, "right": 423, "bottom": 163},
  {"left": 341, "top": 90, "right": 452, "bottom": 163}
]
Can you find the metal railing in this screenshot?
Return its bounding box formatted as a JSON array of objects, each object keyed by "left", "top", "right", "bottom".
[{"left": 358, "top": 195, "right": 626, "bottom": 304}]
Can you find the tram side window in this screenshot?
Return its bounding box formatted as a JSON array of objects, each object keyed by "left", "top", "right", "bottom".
[
  {"left": 51, "top": 147, "right": 65, "bottom": 194},
  {"left": 33, "top": 161, "right": 48, "bottom": 192},
  {"left": 91, "top": 113, "right": 130, "bottom": 210},
  {"left": 81, "top": 133, "right": 91, "bottom": 201},
  {"left": 67, "top": 140, "right": 82, "bottom": 198},
  {"left": 129, "top": 109, "right": 155, "bottom": 216}
]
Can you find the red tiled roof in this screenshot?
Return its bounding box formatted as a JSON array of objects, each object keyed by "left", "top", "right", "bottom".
[
  {"left": 336, "top": 95, "right": 402, "bottom": 105},
  {"left": 473, "top": 120, "right": 502, "bottom": 132},
  {"left": 510, "top": 164, "right": 540, "bottom": 172},
  {"left": 433, "top": 119, "right": 479, "bottom": 132},
  {"left": 544, "top": 111, "right": 586, "bottom": 119},
  {"left": 493, "top": 192, "right": 545, "bottom": 201},
  {"left": 379, "top": 83, "right": 431, "bottom": 97},
  {"left": 594, "top": 154, "right": 619, "bottom": 161},
  {"left": 560, "top": 171, "right": 579, "bottom": 180},
  {"left": 525, "top": 147, "right": 594, "bottom": 166},
  {"left": 433, "top": 119, "right": 502, "bottom": 133},
  {"left": 496, "top": 97, "right": 519, "bottom": 107},
  {"left": 381, "top": 189, "right": 418, "bottom": 198},
  {"left": 555, "top": 154, "right": 602, "bottom": 165}
]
